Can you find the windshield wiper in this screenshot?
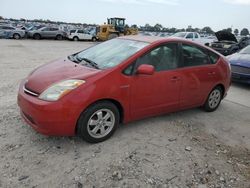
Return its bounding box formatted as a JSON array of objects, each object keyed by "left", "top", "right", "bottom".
[
  {"left": 80, "top": 57, "right": 100, "bottom": 69},
  {"left": 68, "top": 55, "right": 80, "bottom": 63}
]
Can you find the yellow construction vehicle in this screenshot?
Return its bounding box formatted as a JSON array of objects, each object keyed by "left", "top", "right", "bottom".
[{"left": 97, "top": 17, "right": 138, "bottom": 41}]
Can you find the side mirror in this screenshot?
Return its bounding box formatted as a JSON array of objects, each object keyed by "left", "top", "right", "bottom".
[{"left": 136, "top": 64, "right": 155, "bottom": 75}]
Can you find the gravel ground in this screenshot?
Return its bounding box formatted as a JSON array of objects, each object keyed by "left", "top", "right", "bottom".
[{"left": 0, "top": 39, "right": 249, "bottom": 188}]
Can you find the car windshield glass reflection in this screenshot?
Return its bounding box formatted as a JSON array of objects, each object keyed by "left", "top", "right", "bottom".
[{"left": 75, "top": 39, "right": 149, "bottom": 69}]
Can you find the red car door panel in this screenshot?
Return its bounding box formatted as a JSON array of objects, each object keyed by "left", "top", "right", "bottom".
[
  {"left": 128, "top": 43, "right": 181, "bottom": 120},
  {"left": 179, "top": 43, "right": 219, "bottom": 109},
  {"left": 130, "top": 71, "right": 181, "bottom": 119}
]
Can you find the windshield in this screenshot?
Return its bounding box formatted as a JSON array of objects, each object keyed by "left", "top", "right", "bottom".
[
  {"left": 74, "top": 39, "right": 149, "bottom": 69},
  {"left": 239, "top": 45, "right": 250, "bottom": 54},
  {"left": 172, "top": 32, "right": 186, "bottom": 38}
]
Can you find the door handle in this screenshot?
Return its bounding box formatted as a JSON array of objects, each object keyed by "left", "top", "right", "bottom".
[
  {"left": 171, "top": 76, "right": 180, "bottom": 82},
  {"left": 208, "top": 72, "right": 216, "bottom": 75}
]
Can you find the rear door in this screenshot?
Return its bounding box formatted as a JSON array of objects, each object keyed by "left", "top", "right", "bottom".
[
  {"left": 50, "top": 28, "right": 59, "bottom": 38},
  {"left": 178, "top": 43, "right": 219, "bottom": 109},
  {"left": 41, "top": 27, "right": 50, "bottom": 38}
]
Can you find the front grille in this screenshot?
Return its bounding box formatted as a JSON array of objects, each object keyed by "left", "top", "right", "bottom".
[
  {"left": 211, "top": 43, "right": 223, "bottom": 48},
  {"left": 23, "top": 85, "right": 39, "bottom": 97},
  {"left": 231, "top": 65, "right": 250, "bottom": 75}
]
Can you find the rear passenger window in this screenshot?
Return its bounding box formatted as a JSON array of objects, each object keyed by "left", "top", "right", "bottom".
[
  {"left": 77, "top": 30, "right": 84, "bottom": 34},
  {"left": 208, "top": 51, "right": 220, "bottom": 64},
  {"left": 50, "top": 28, "right": 58, "bottom": 31},
  {"left": 181, "top": 44, "right": 210, "bottom": 67}
]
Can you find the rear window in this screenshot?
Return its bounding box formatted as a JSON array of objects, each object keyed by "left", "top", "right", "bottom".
[{"left": 208, "top": 51, "right": 220, "bottom": 64}]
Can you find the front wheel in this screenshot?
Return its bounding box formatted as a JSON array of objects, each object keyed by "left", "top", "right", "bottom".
[
  {"left": 92, "top": 37, "right": 97, "bottom": 42},
  {"left": 73, "top": 36, "right": 79, "bottom": 41},
  {"left": 56, "top": 34, "right": 63, "bottom": 40},
  {"left": 203, "top": 86, "right": 223, "bottom": 112},
  {"left": 77, "top": 101, "right": 120, "bottom": 143},
  {"left": 13, "top": 33, "right": 21, "bottom": 39}
]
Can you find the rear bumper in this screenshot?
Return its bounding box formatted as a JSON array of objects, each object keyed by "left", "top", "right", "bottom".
[
  {"left": 231, "top": 72, "right": 250, "bottom": 84},
  {"left": 17, "top": 80, "right": 78, "bottom": 136}
]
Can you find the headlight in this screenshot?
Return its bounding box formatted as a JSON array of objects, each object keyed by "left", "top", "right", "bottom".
[
  {"left": 223, "top": 44, "right": 231, "bottom": 49},
  {"left": 39, "top": 79, "right": 85, "bottom": 101}
]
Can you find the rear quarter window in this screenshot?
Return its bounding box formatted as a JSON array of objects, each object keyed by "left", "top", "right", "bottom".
[{"left": 208, "top": 51, "right": 220, "bottom": 64}]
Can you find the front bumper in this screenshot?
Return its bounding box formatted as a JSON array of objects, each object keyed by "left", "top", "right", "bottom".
[
  {"left": 231, "top": 72, "right": 250, "bottom": 84},
  {"left": 17, "top": 80, "right": 79, "bottom": 136}
]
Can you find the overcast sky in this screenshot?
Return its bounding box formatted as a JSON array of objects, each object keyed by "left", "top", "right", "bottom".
[{"left": 0, "top": 0, "right": 249, "bottom": 31}]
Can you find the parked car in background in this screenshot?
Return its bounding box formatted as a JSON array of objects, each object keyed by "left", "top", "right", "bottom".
[
  {"left": 0, "top": 25, "right": 25, "bottom": 39},
  {"left": 18, "top": 36, "right": 231, "bottom": 143},
  {"left": 172, "top": 32, "right": 216, "bottom": 46},
  {"left": 28, "top": 27, "right": 66, "bottom": 40},
  {"left": 210, "top": 31, "right": 249, "bottom": 56},
  {"left": 67, "top": 29, "right": 97, "bottom": 41},
  {"left": 227, "top": 45, "right": 250, "bottom": 84},
  {"left": 238, "top": 37, "right": 250, "bottom": 49}
]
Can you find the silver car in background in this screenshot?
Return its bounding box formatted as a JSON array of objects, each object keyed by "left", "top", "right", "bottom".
[
  {"left": 28, "top": 27, "right": 66, "bottom": 40},
  {"left": 0, "top": 25, "right": 25, "bottom": 39}
]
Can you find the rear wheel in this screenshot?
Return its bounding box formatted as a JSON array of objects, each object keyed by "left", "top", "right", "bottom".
[
  {"left": 13, "top": 33, "right": 21, "bottom": 39},
  {"left": 77, "top": 101, "right": 120, "bottom": 143},
  {"left": 33, "top": 33, "right": 41, "bottom": 40},
  {"left": 108, "top": 33, "right": 118, "bottom": 40},
  {"left": 203, "top": 86, "right": 223, "bottom": 112},
  {"left": 92, "top": 37, "right": 97, "bottom": 42},
  {"left": 73, "top": 36, "right": 79, "bottom": 41}
]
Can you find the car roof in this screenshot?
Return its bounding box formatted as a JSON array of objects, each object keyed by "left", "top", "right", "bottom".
[
  {"left": 119, "top": 35, "right": 190, "bottom": 44},
  {"left": 119, "top": 35, "right": 223, "bottom": 56}
]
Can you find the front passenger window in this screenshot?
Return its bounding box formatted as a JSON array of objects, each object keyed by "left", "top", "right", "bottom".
[
  {"left": 136, "top": 43, "right": 178, "bottom": 72},
  {"left": 186, "top": 33, "right": 193, "bottom": 39}
]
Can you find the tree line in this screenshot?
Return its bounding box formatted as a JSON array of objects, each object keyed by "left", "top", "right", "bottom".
[{"left": 136, "top": 23, "right": 249, "bottom": 36}]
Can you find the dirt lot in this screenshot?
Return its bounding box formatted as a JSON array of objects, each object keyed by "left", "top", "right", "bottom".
[{"left": 0, "top": 39, "right": 250, "bottom": 188}]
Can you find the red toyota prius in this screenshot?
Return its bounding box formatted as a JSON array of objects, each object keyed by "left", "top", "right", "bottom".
[{"left": 18, "top": 36, "right": 231, "bottom": 143}]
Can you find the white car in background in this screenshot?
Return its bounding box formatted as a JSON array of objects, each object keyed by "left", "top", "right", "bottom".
[
  {"left": 172, "top": 32, "right": 217, "bottom": 46},
  {"left": 67, "top": 29, "right": 98, "bottom": 41}
]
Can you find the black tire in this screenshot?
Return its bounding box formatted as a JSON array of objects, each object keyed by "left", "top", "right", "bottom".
[
  {"left": 13, "top": 33, "right": 21, "bottom": 40},
  {"left": 73, "top": 36, "right": 79, "bottom": 41},
  {"left": 33, "top": 33, "right": 41, "bottom": 40},
  {"left": 203, "top": 86, "right": 223, "bottom": 112},
  {"left": 77, "top": 101, "right": 120, "bottom": 143},
  {"left": 92, "top": 37, "right": 97, "bottom": 42},
  {"left": 56, "top": 34, "right": 63, "bottom": 40}
]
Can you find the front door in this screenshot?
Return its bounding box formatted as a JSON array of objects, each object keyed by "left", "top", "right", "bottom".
[{"left": 129, "top": 43, "right": 182, "bottom": 120}]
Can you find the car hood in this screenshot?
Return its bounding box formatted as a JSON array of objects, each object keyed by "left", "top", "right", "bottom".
[
  {"left": 228, "top": 53, "right": 250, "bottom": 68},
  {"left": 215, "top": 31, "right": 238, "bottom": 43},
  {"left": 25, "top": 58, "right": 100, "bottom": 94}
]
